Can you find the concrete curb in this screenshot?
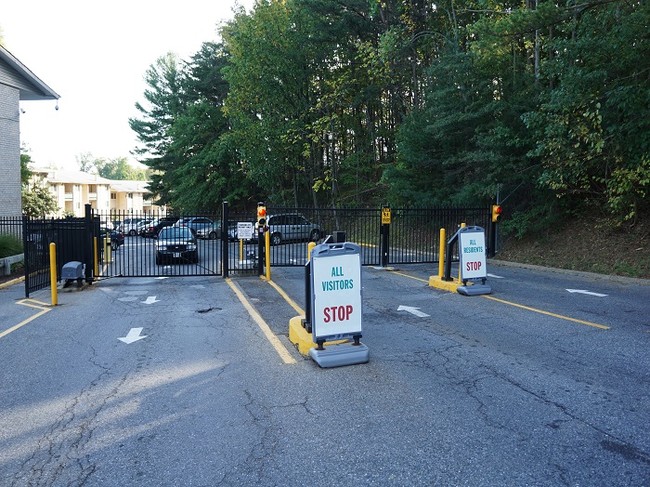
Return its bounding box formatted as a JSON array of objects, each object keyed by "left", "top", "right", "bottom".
[{"left": 0, "top": 275, "right": 25, "bottom": 290}]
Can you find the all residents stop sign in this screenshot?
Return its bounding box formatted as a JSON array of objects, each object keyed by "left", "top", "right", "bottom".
[
  {"left": 310, "top": 242, "right": 362, "bottom": 341},
  {"left": 459, "top": 228, "right": 487, "bottom": 280}
]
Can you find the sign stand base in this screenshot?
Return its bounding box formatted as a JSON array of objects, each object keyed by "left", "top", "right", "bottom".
[
  {"left": 309, "top": 342, "right": 369, "bottom": 368},
  {"left": 457, "top": 283, "right": 492, "bottom": 296}
]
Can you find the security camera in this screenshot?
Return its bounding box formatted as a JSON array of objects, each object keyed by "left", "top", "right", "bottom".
[{"left": 55, "top": 103, "right": 59, "bottom": 111}]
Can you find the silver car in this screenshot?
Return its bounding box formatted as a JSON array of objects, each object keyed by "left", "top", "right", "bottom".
[{"left": 267, "top": 213, "right": 322, "bottom": 246}]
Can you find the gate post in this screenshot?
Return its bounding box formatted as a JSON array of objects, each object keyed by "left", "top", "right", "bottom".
[
  {"left": 84, "top": 204, "right": 94, "bottom": 283},
  {"left": 380, "top": 206, "right": 391, "bottom": 267},
  {"left": 222, "top": 201, "right": 229, "bottom": 278}
]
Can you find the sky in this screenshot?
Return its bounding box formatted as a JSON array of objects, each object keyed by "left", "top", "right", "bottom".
[{"left": 1, "top": 0, "right": 253, "bottom": 171}]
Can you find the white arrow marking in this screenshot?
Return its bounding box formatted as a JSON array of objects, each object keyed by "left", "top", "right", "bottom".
[
  {"left": 142, "top": 296, "right": 160, "bottom": 305},
  {"left": 566, "top": 289, "right": 608, "bottom": 297},
  {"left": 118, "top": 327, "right": 147, "bottom": 344},
  {"left": 487, "top": 273, "right": 504, "bottom": 279},
  {"left": 397, "top": 305, "right": 430, "bottom": 318}
]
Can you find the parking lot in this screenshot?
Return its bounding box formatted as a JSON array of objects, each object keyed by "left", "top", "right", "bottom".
[{"left": 0, "top": 261, "right": 648, "bottom": 486}]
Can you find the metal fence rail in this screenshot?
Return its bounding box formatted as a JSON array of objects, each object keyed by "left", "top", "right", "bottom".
[
  {"left": 23, "top": 216, "right": 97, "bottom": 297},
  {"left": 261, "top": 206, "right": 493, "bottom": 268},
  {"left": 0, "top": 216, "right": 24, "bottom": 243},
  {"left": 17, "top": 205, "right": 493, "bottom": 295}
]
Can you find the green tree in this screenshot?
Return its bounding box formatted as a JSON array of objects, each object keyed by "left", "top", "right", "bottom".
[
  {"left": 20, "top": 151, "right": 59, "bottom": 217},
  {"left": 129, "top": 52, "right": 185, "bottom": 207}
]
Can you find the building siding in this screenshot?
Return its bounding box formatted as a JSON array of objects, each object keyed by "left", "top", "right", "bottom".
[{"left": 0, "top": 83, "right": 21, "bottom": 217}]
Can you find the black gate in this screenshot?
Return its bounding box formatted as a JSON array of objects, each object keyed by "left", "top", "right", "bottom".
[
  {"left": 23, "top": 211, "right": 98, "bottom": 297},
  {"left": 97, "top": 210, "right": 224, "bottom": 278},
  {"left": 242, "top": 206, "right": 494, "bottom": 269},
  {"left": 21, "top": 204, "right": 494, "bottom": 293}
]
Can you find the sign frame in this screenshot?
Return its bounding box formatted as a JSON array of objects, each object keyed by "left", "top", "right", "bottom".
[
  {"left": 458, "top": 227, "right": 487, "bottom": 282},
  {"left": 310, "top": 242, "right": 362, "bottom": 342}
]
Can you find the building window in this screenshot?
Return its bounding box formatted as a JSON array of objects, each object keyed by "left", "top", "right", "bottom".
[{"left": 111, "top": 193, "right": 116, "bottom": 200}]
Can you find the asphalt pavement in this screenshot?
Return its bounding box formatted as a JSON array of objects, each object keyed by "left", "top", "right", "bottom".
[{"left": 0, "top": 261, "right": 648, "bottom": 486}]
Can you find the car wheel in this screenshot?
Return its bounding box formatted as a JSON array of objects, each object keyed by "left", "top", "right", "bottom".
[
  {"left": 208, "top": 231, "right": 217, "bottom": 240},
  {"left": 129, "top": 229, "right": 137, "bottom": 236},
  {"left": 271, "top": 233, "right": 282, "bottom": 246},
  {"left": 309, "top": 229, "right": 321, "bottom": 241}
]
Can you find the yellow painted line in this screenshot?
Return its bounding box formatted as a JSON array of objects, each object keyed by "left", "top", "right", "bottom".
[
  {"left": 481, "top": 295, "right": 610, "bottom": 330},
  {"left": 391, "top": 271, "right": 429, "bottom": 283},
  {"left": 263, "top": 277, "right": 304, "bottom": 315},
  {"left": 0, "top": 275, "right": 25, "bottom": 290},
  {"left": 0, "top": 299, "right": 52, "bottom": 339},
  {"left": 387, "top": 270, "right": 610, "bottom": 330},
  {"left": 226, "top": 278, "right": 297, "bottom": 365}
]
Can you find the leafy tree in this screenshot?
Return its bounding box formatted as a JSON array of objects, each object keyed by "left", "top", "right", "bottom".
[{"left": 20, "top": 151, "right": 59, "bottom": 217}]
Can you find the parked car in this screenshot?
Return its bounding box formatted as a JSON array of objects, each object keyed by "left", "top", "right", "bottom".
[
  {"left": 140, "top": 217, "right": 178, "bottom": 238},
  {"left": 100, "top": 227, "right": 125, "bottom": 249},
  {"left": 118, "top": 218, "right": 145, "bottom": 236},
  {"left": 266, "top": 214, "right": 322, "bottom": 246},
  {"left": 155, "top": 227, "right": 198, "bottom": 265},
  {"left": 196, "top": 220, "right": 239, "bottom": 240},
  {"left": 174, "top": 217, "right": 215, "bottom": 234}
]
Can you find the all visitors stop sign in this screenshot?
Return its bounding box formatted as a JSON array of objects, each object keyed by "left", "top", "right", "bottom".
[{"left": 310, "top": 242, "right": 362, "bottom": 341}]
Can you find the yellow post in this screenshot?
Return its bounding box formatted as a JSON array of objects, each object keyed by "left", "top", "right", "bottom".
[
  {"left": 438, "top": 228, "right": 446, "bottom": 278},
  {"left": 93, "top": 237, "right": 99, "bottom": 277},
  {"left": 239, "top": 239, "right": 244, "bottom": 262},
  {"left": 307, "top": 241, "right": 316, "bottom": 261},
  {"left": 49, "top": 242, "right": 58, "bottom": 306},
  {"left": 265, "top": 231, "right": 271, "bottom": 280}
]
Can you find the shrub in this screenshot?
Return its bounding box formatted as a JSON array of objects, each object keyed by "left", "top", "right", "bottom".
[{"left": 0, "top": 234, "right": 23, "bottom": 259}]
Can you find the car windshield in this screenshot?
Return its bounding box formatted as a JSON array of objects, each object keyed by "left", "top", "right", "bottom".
[{"left": 158, "top": 227, "right": 193, "bottom": 240}]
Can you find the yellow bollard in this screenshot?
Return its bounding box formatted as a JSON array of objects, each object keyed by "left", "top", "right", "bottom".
[
  {"left": 265, "top": 231, "right": 271, "bottom": 280},
  {"left": 307, "top": 241, "right": 316, "bottom": 261},
  {"left": 239, "top": 239, "right": 244, "bottom": 262},
  {"left": 49, "top": 242, "right": 58, "bottom": 306},
  {"left": 438, "top": 228, "right": 446, "bottom": 279}
]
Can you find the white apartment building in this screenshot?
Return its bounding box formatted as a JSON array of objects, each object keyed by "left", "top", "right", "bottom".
[{"left": 29, "top": 166, "right": 163, "bottom": 217}]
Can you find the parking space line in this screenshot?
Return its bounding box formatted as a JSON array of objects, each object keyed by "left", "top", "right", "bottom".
[
  {"left": 264, "top": 277, "right": 304, "bottom": 315},
  {"left": 385, "top": 270, "right": 610, "bottom": 330},
  {"left": 226, "top": 278, "right": 297, "bottom": 365},
  {"left": 481, "top": 295, "right": 610, "bottom": 330},
  {"left": 0, "top": 299, "right": 52, "bottom": 340}
]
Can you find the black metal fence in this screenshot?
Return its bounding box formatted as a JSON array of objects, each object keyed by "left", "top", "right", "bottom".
[
  {"left": 95, "top": 209, "right": 224, "bottom": 278},
  {"left": 257, "top": 206, "right": 494, "bottom": 268},
  {"left": 14, "top": 204, "right": 493, "bottom": 296},
  {"left": 22, "top": 215, "right": 99, "bottom": 297}
]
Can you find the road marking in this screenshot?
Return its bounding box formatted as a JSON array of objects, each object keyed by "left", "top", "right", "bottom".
[
  {"left": 0, "top": 299, "right": 52, "bottom": 339},
  {"left": 118, "top": 327, "right": 147, "bottom": 344},
  {"left": 226, "top": 278, "right": 297, "bottom": 365},
  {"left": 397, "top": 305, "right": 430, "bottom": 318},
  {"left": 142, "top": 296, "right": 160, "bottom": 304},
  {"left": 264, "top": 277, "right": 304, "bottom": 315},
  {"left": 487, "top": 273, "right": 504, "bottom": 279},
  {"left": 566, "top": 289, "right": 608, "bottom": 297},
  {"left": 390, "top": 271, "right": 428, "bottom": 283},
  {"left": 481, "top": 295, "right": 610, "bottom": 330},
  {"left": 385, "top": 270, "right": 610, "bottom": 330}
]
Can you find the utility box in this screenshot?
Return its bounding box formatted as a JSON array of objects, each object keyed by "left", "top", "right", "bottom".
[{"left": 61, "top": 261, "right": 85, "bottom": 288}]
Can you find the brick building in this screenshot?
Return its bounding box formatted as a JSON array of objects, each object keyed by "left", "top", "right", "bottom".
[{"left": 0, "top": 45, "right": 59, "bottom": 217}]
